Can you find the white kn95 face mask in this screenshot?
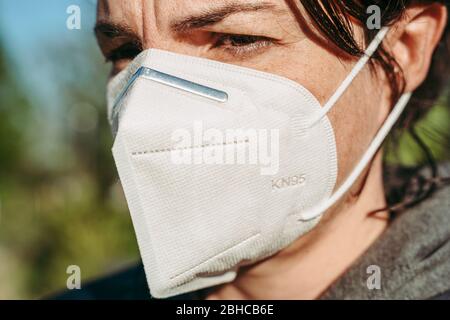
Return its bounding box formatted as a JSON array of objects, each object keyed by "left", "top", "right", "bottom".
[{"left": 106, "top": 27, "right": 412, "bottom": 298}]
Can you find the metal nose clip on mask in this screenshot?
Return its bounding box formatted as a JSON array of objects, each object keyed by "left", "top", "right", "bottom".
[{"left": 107, "top": 27, "right": 411, "bottom": 298}]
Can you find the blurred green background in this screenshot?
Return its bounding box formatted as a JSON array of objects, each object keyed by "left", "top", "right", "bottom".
[
  {"left": 0, "top": 0, "right": 448, "bottom": 299},
  {"left": 0, "top": 0, "right": 139, "bottom": 299}
]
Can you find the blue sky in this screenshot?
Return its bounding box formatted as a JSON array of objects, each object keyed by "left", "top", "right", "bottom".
[
  {"left": 0, "top": 0, "right": 98, "bottom": 51},
  {"left": 0, "top": 0, "right": 106, "bottom": 167},
  {"left": 0, "top": 0, "right": 100, "bottom": 109}
]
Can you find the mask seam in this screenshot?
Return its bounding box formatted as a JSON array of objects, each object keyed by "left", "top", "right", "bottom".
[{"left": 131, "top": 139, "right": 250, "bottom": 156}]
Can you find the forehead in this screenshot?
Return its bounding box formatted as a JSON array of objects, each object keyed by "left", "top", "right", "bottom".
[
  {"left": 97, "top": 0, "right": 143, "bottom": 26},
  {"left": 97, "top": 0, "right": 285, "bottom": 22}
]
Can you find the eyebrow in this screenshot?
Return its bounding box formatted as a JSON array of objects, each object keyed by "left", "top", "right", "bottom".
[
  {"left": 170, "top": 2, "right": 276, "bottom": 33},
  {"left": 94, "top": 21, "right": 141, "bottom": 42}
]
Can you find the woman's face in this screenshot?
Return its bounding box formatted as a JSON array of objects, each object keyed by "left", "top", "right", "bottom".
[{"left": 96, "top": 0, "right": 390, "bottom": 199}]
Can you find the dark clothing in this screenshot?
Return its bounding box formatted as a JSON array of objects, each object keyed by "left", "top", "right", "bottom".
[{"left": 55, "top": 167, "right": 450, "bottom": 300}]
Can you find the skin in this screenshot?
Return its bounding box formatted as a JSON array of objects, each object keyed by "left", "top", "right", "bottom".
[{"left": 96, "top": 0, "right": 447, "bottom": 299}]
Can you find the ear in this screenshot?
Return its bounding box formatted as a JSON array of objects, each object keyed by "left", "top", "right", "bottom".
[{"left": 388, "top": 3, "right": 447, "bottom": 92}]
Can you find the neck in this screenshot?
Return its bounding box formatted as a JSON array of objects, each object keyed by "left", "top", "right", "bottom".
[{"left": 207, "top": 153, "right": 389, "bottom": 300}]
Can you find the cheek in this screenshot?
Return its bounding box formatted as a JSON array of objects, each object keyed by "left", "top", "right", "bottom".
[
  {"left": 328, "top": 70, "right": 384, "bottom": 187},
  {"left": 243, "top": 42, "right": 343, "bottom": 105}
]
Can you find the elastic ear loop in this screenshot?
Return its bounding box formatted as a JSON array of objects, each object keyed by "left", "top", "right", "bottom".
[{"left": 299, "top": 27, "right": 413, "bottom": 221}]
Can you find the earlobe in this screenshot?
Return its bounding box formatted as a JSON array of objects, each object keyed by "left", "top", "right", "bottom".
[{"left": 390, "top": 3, "right": 447, "bottom": 93}]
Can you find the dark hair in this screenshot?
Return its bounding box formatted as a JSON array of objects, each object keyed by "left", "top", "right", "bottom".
[{"left": 291, "top": 0, "right": 450, "bottom": 213}]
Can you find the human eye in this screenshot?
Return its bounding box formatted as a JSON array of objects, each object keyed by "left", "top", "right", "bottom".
[{"left": 211, "top": 33, "right": 276, "bottom": 57}]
